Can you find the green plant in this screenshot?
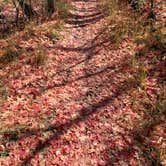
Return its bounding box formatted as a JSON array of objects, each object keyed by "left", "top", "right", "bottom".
[
  {"left": 0, "top": 150, "right": 9, "bottom": 157},
  {"left": 105, "top": 14, "right": 139, "bottom": 47},
  {"left": 135, "top": 26, "right": 166, "bottom": 58},
  {"left": 0, "top": 86, "right": 8, "bottom": 100},
  {"left": 31, "top": 47, "right": 47, "bottom": 66},
  {"left": 129, "top": 0, "right": 146, "bottom": 11},
  {"left": 0, "top": 47, "right": 19, "bottom": 66},
  {"left": 100, "top": 0, "right": 119, "bottom": 16},
  {"left": 138, "top": 88, "right": 165, "bottom": 163},
  {"left": 55, "top": 0, "right": 72, "bottom": 19},
  {"left": 0, "top": 124, "right": 30, "bottom": 142},
  {"left": 101, "top": 0, "right": 146, "bottom": 47},
  {"left": 24, "top": 23, "right": 36, "bottom": 40},
  {"left": 0, "top": 129, "right": 18, "bottom": 141},
  {"left": 0, "top": 85, "right": 8, "bottom": 108},
  {"left": 143, "top": 146, "right": 161, "bottom": 165},
  {"left": 45, "top": 28, "right": 60, "bottom": 41},
  {"left": 149, "top": 28, "right": 166, "bottom": 52},
  {"left": 138, "top": 65, "right": 148, "bottom": 90}
]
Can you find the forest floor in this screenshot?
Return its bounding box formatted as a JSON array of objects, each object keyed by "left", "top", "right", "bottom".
[{"left": 0, "top": 0, "right": 166, "bottom": 165}]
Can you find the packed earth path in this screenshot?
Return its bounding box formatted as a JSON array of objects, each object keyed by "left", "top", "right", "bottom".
[{"left": 0, "top": 0, "right": 165, "bottom": 165}]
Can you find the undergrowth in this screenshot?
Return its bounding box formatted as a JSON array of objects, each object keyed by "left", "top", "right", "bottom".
[
  {"left": 27, "top": 47, "right": 47, "bottom": 66},
  {"left": 100, "top": 0, "right": 166, "bottom": 164},
  {"left": 0, "top": 46, "right": 20, "bottom": 68},
  {"left": 55, "top": 0, "right": 73, "bottom": 20}
]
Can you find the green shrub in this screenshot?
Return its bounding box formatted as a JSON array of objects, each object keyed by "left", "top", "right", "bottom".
[
  {"left": 0, "top": 150, "right": 9, "bottom": 157},
  {"left": 55, "top": 0, "right": 72, "bottom": 19},
  {"left": 100, "top": 0, "right": 119, "bottom": 16},
  {"left": 129, "top": 0, "right": 146, "bottom": 10},
  {"left": 45, "top": 28, "right": 60, "bottom": 41},
  {"left": 0, "top": 47, "right": 19, "bottom": 66},
  {"left": 30, "top": 48, "right": 47, "bottom": 66},
  {"left": 135, "top": 26, "right": 166, "bottom": 58}
]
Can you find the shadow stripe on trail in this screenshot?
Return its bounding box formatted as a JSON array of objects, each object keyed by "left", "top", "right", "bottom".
[
  {"left": 66, "top": 14, "right": 104, "bottom": 25},
  {"left": 68, "top": 12, "right": 102, "bottom": 19},
  {"left": 19, "top": 78, "right": 139, "bottom": 166}
]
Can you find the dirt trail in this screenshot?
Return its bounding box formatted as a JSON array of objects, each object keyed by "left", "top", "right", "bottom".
[{"left": 0, "top": 0, "right": 149, "bottom": 165}]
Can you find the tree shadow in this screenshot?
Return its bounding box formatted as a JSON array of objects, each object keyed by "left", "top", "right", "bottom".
[
  {"left": 66, "top": 1, "right": 103, "bottom": 28},
  {"left": 13, "top": 26, "right": 110, "bottom": 96},
  {"left": 73, "top": 7, "right": 98, "bottom": 12},
  {"left": 0, "top": 39, "right": 140, "bottom": 165},
  {"left": 56, "top": 39, "right": 108, "bottom": 53},
  {"left": 0, "top": 35, "right": 140, "bottom": 164},
  {"left": 102, "top": 44, "right": 166, "bottom": 165},
  {"left": 0, "top": 16, "right": 30, "bottom": 39},
  {"left": 105, "top": 118, "right": 164, "bottom": 165},
  {"left": 68, "top": 12, "right": 102, "bottom": 19},
  {"left": 65, "top": 13, "right": 104, "bottom": 28},
  {"left": 18, "top": 76, "right": 139, "bottom": 166}
]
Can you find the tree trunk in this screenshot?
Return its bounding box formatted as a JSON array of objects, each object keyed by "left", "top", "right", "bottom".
[
  {"left": 12, "top": 0, "right": 19, "bottom": 25},
  {"left": 46, "top": 0, "right": 55, "bottom": 15},
  {"left": 149, "top": 0, "right": 155, "bottom": 19},
  {"left": 17, "top": 0, "right": 37, "bottom": 19},
  {"left": 149, "top": 0, "right": 156, "bottom": 31}
]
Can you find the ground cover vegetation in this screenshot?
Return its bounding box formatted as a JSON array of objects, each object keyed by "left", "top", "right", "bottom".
[{"left": 0, "top": 0, "right": 165, "bottom": 165}]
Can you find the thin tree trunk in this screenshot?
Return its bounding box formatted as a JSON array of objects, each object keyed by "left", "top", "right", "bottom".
[
  {"left": 46, "top": 0, "right": 55, "bottom": 15},
  {"left": 12, "top": 0, "right": 19, "bottom": 25},
  {"left": 149, "top": 0, "right": 155, "bottom": 31},
  {"left": 17, "top": 0, "right": 37, "bottom": 19}
]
